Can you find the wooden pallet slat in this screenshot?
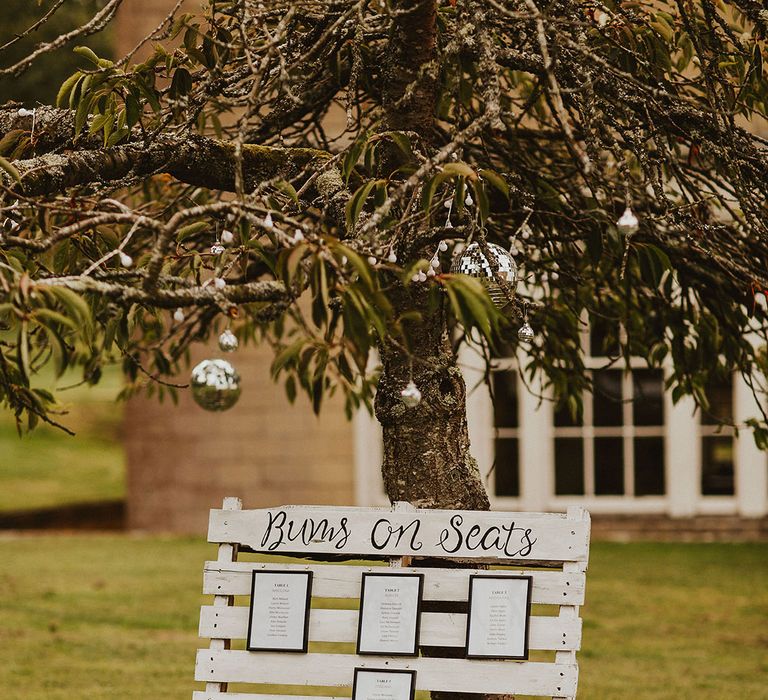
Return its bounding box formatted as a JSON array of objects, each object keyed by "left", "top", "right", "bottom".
[
  {"left": 202, "top": 562, "right": 586, "bottom": 605},
  {"left": 198, "top": 606, "right": 583, "bottom": 651},
  {"left": 195, "top": 650, "right": 579, "bottom": 697},
  {"left": 208, "top": 506, "right": 590, "bottom": 563}
]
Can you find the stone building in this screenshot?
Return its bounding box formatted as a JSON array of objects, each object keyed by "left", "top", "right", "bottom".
[{"left": 120, "top": 1, "right": 768, "bottom": 538}]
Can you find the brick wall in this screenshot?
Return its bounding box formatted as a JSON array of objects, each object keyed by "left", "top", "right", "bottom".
[
  {"left": 125, "top": 340, "right": 355, "bottom": 533},
  {"left": 119, "top": 0, "right": 355, "bottom": 533}
]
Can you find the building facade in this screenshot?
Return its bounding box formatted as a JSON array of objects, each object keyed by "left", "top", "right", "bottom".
[{"left": 355, "top": 331, "right": 768, "bottom": 523}]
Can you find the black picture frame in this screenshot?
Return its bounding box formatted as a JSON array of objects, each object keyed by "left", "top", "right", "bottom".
[
  {"left": 465, "top": 574, "right": 532, "bottom": 660},
  {"left": 352, "top": 668, "right": 417, "bottom": 700},
  {"left": 246, "top": 569, "right": 313, "bottom": 653},
  {"left": 356, "top": 572, "right": 424, "bottom": 656}
]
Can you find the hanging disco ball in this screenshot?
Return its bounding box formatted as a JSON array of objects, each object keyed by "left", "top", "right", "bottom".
[
  {"left": 218, "top": 329, "right": 239, "bottom": 353},
  {"left": 517, "top": 322, "right": 535, "bottom": 343},
  {"left": 450, "top": 241, "right": 517, "bottom": 308},
  {"left": 190, "top": 358, "right": 242, "bottom": 411}
]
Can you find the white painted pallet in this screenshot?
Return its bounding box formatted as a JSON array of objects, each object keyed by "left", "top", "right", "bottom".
[{"left": 194, "top": 499, "right": 591, "bottom": 699}]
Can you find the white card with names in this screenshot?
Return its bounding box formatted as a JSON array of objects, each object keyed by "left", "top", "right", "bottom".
[
  {"left": 247, "top": 570, "right": 312, "bottom": 652},
  {"left": 356, "top": 573, "right": 423, "bottom": 656},
  {"left": 353, "top": 669, "right": 415, "bottom": 700},
  {"left": 465, "top": 575, "right": 532, "bottom": 659}
]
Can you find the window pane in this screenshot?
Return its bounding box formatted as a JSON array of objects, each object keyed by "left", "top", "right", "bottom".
[
  {"left": 634, "top": 437, "right": 665, "bottom": 495},
  {"left": 492, "top": 371, "right": 518, "bottom": 428},
  {"left": 589, "top": 316, "right": 620, "bottom": 357},
  {"left": 594, "top": 437, "right": 624, "bottom": 495},
  {"left": 494, "top": 438, "right": 519, "bottom": 497},
  {"left": 632, "top": 369, "right": 664, "bottom": 426},
  {"left": 555, "top": 438, "right": 584, "bottom": 495},
  {"left": 701, "top": 436, "right": 735, "bottom": 495},
  {"left": 702, "top": 376, "right": 734, "bottom": 426},
  {"left": 593, "top": 370, "right": 623, "bottom": 427}
]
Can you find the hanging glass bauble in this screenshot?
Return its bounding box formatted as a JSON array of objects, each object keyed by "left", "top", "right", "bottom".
[
  {"left": 517, "top": 322, "right": 535, "bottom": 343},
  {"left": 450, "top": 241, "right": 517, "bottom": 308},
  {"left": 400, "top": 381, "right": 422, "bottom": 408},
  {"left": 616, "top": 207, "right": 639, "bottom": 235},
  {"left": 190, "top": 358, "right": 241, "bottom": 411},
  {"left": 218, "top": 329, "right": 239, "bottom": 353}
]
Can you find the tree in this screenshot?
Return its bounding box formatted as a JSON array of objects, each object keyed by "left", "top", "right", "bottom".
[{"left": 1, "top": 0, "right": 767, "bottom": 518}]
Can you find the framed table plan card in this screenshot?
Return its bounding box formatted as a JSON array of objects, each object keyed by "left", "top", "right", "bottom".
[
  {"left": 356, "top": 572, "right": 424, "bottom": 656},
  {"left": 246, "top": 570, "right": 313, "bottom": 653},
  {"left": 465, "top": 574, "right": 532, "bottom": 660},
  {"left": 352, "top": 668, "right": 416, "bottom": 700}
]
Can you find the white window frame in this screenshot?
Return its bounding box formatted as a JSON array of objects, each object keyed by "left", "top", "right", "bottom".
[{"left": 353, "top": 343, "right": 768, "bottom": 518}]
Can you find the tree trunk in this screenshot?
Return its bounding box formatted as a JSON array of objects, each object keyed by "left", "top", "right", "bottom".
[
  {"left": 375, "top": 287, "right": 489, "bottom": 511},
  {"left": 377, "top": 0, "right": 489, "bottom": 514},
  {"left": 378, "top": 5, "right": 491, "bottom": 698}
]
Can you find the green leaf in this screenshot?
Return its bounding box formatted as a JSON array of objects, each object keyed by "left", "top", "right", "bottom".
[
  {"left": 176, "top": 221, "right": 209, "bottom": 241},
  {"left": 170, "top": 67, "right": 193, "bottom": 97},
  {"left": 74, "top": 90, "right": 93, "bottom": 138},
  {"left": 18, "top": 320, "right": 30, "bottom": 382},
  {"left": 33, "top": 308, "right": 77, "bottom": 329},
  {"left": 334, "top": 244, "right": 374, "bottom": 291},
  {"left": 636, "top": 243, "right": 672, "bottom": 288},
  {"left": 478, "top": 169, "right": 510, "bottom": 199},
  {"left": 285, "top": 375, "right": 297, "bottom": 403},
  {"left": 45, "top": 286, "right": 92, "bottom": 328},
  {"left": 271, "top": 339, "right": 305, "bottom": 377},
  {"left": 471, "top": 179, "right": 490, "bottom": 222},
  {"left": 345, "top": 179, "right": 382, "bottom": 232},
  {"left": 0, "top": 129, "right": 23, "bottom": 157},
  {"left": 125, "top": 93, "right": 141, "bottom": 128},
  {"left": 389, "top": 132, "right": 414, "bottom": 160},
  {"left": 274, "top": 179, "right": 299, "bottom": 204},
  {"left": 89, "top": 111, "right": 112, "bottom": 135},
  {"left": 57, "top": 72, "right": 82, "bottom": 107},
  {"left": 343, "top": 134, "right": 368, "bottom": 184},
  {"left": 0, "top": 155, "right": 21, "bottom": 184},
  {"left": 74, "top": 45, "right": 101, "bottom": 65},
  {"left": 442, "top": 162, "right": 477, "bottom": 179}
]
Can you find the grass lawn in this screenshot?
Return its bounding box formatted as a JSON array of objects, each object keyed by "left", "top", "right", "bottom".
[
  {"left": 0, "top": 537, "right": 766, "bottom": 699},
  {"left": 0, "top": 366, "right": 125, "bottom": 512}
]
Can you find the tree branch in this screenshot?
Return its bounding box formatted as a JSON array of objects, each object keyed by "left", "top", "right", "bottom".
[
  {"left": 3, "top": 133, "right": 331, "bottom": 197},
  {"left": 35, "top": 276, "right": 288, "bottom": 309}
]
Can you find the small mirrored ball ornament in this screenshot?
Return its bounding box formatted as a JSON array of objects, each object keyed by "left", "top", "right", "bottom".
[
  {"left": 218, "top": 329, "right": 239, "bottom": 353},
  {"left": 190, "top": 358, "right": 241, "bottom": 411},
  {"left": 517, "top": 322, "right": 535, "bottom": 343},
  {"left": 450, "top": 241, "right": 517, "bottom": 308},
  {"left": 210, "top": 242, "right": 225, "bottom": 255},
  {"left": 616, "top": 207, "right": 639, "bottom": 235},
  {"left": 400, "top": 381, "right": 422, "bottom": 408}
]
